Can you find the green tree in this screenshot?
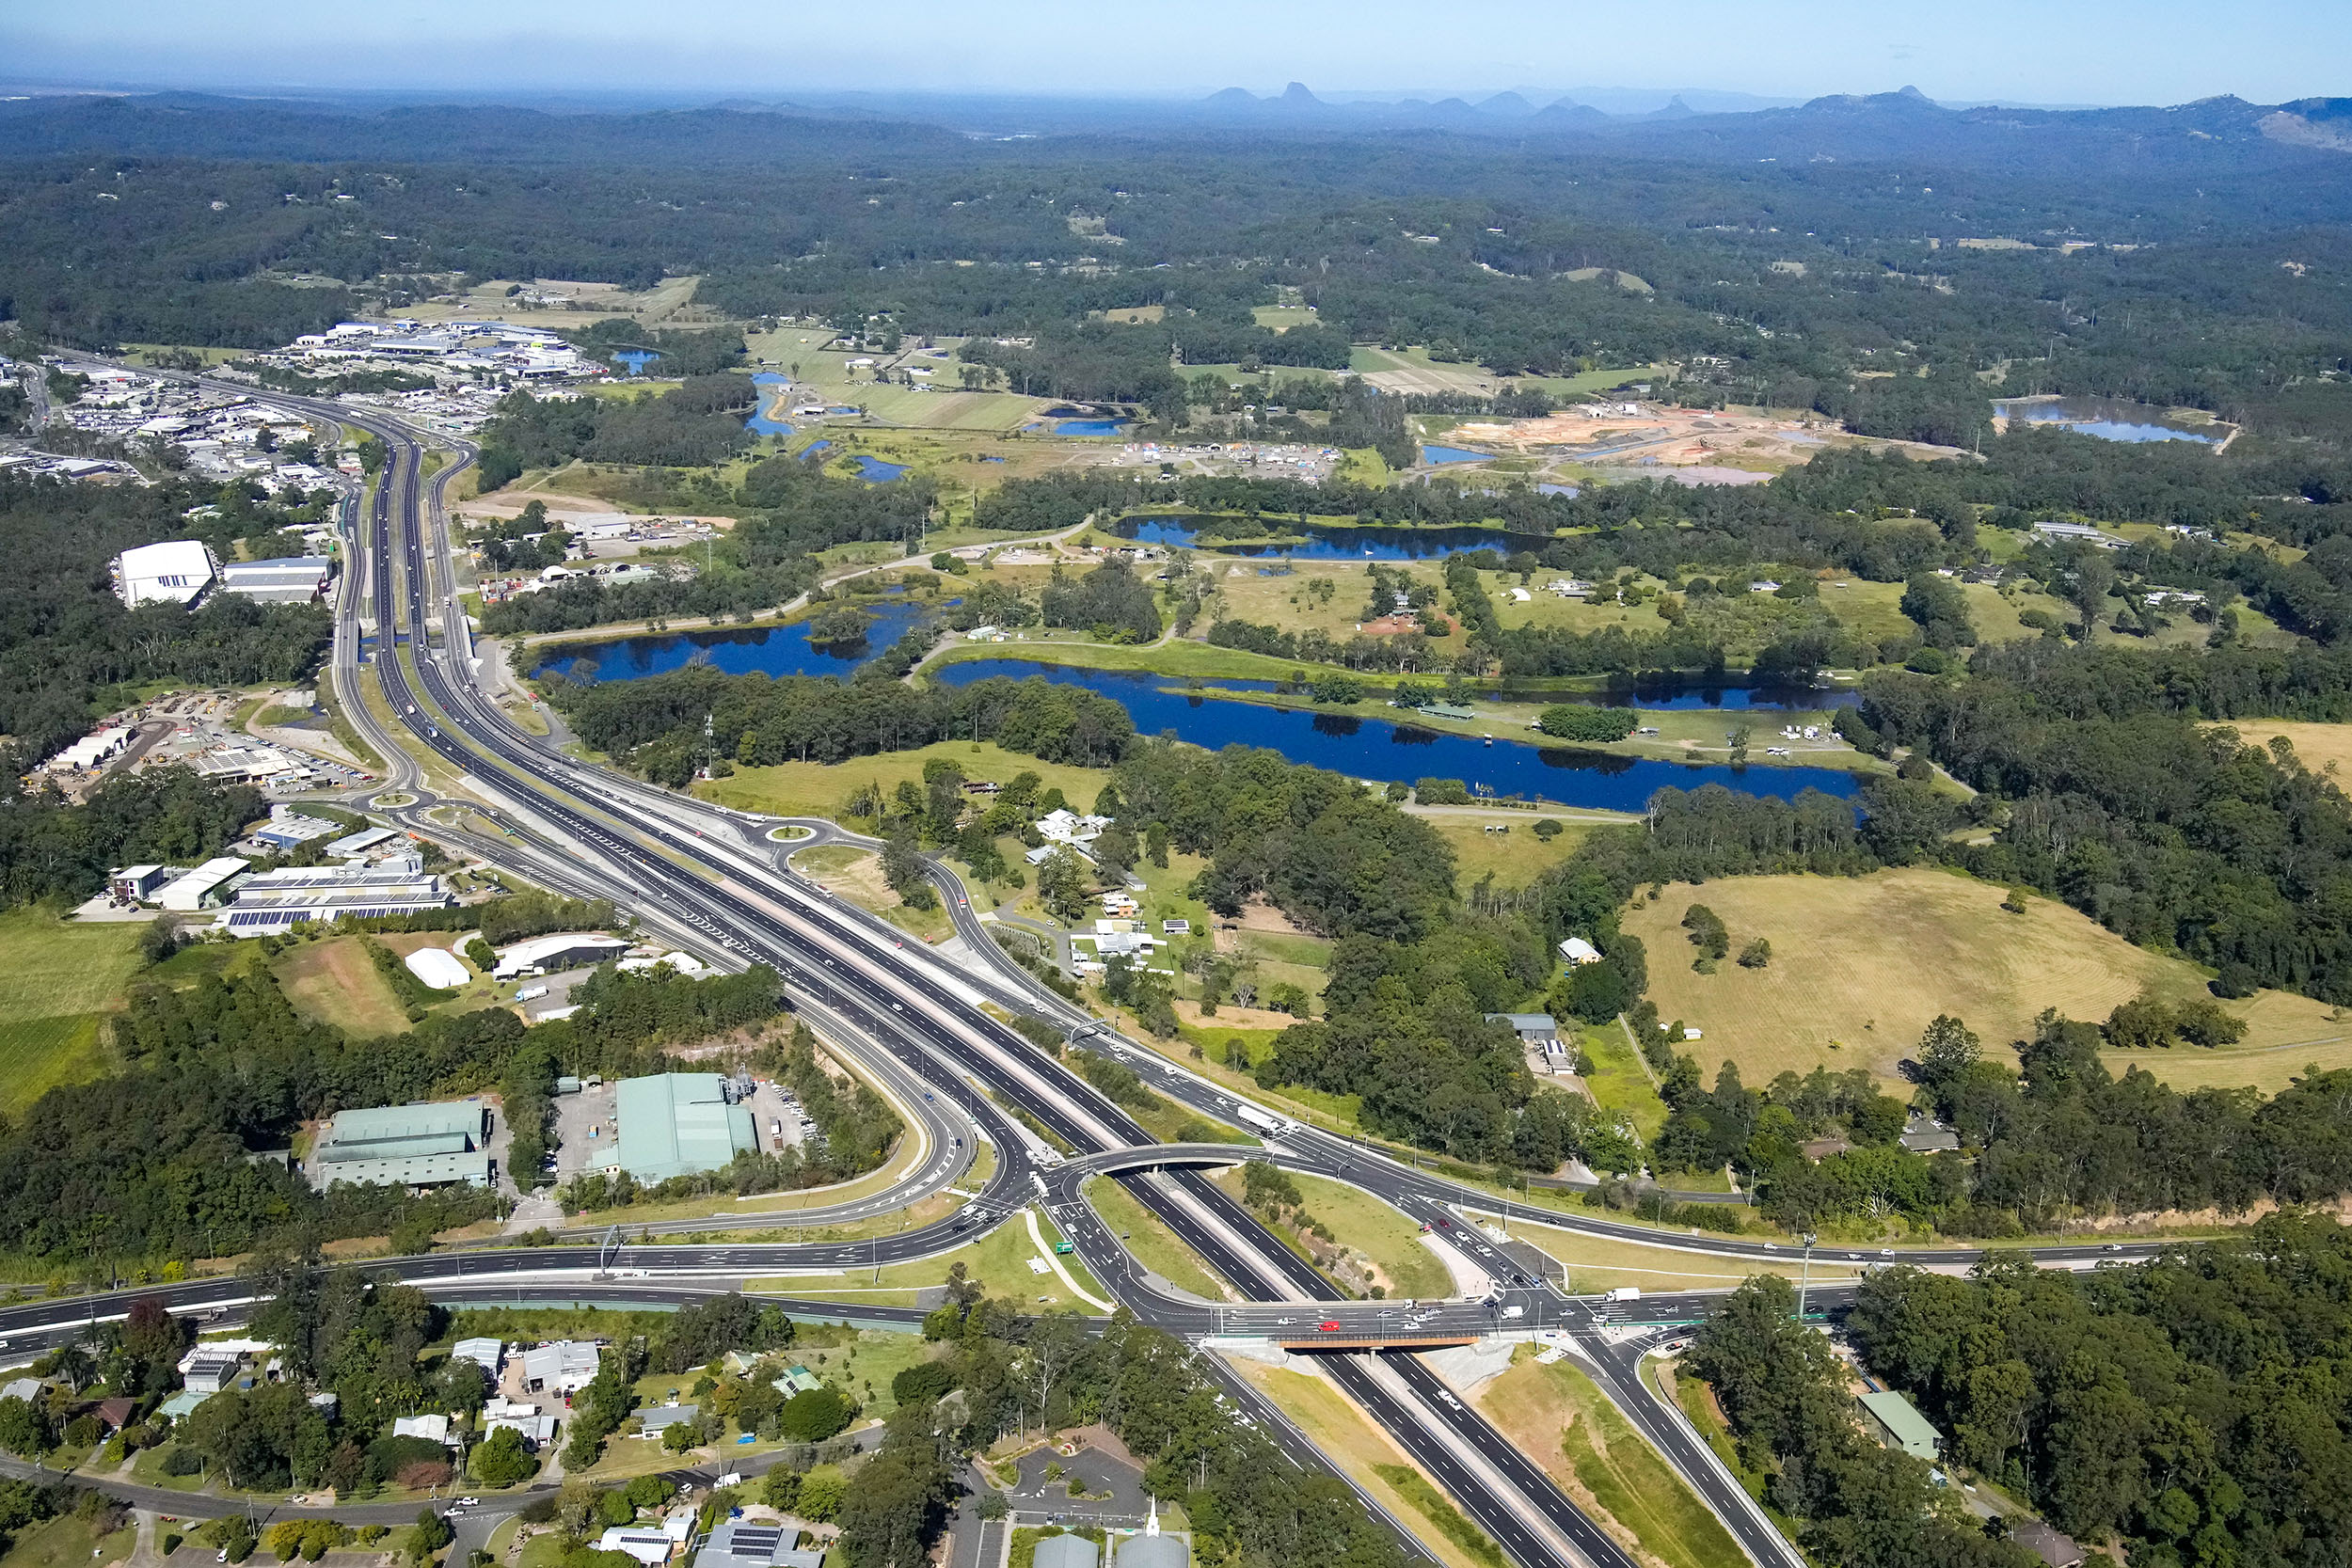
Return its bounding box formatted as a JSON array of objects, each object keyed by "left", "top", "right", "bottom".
[{"left": 469, "top": 1426, "right": 534, "bottom": 1488}]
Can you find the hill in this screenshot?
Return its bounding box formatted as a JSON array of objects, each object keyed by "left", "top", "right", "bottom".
[{"left": 1620, "top": 868, "right": 2345, "bottom": 1094}]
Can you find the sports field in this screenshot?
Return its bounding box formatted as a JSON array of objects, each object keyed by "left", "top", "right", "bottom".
[
  {"left": 1622, "top": 867, "right": 2343, "bottom": 1091},
  {"left": 0, "top": 911, "right": 150, "bottom": 1113}
]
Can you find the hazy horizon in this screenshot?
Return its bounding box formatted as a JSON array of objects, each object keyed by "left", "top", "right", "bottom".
[{"left": 3, "top": 0, "right": 2345, "bottom": 110}]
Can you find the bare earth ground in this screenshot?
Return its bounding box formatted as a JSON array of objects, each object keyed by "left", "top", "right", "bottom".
[{"left": 1622, "top": 867, "right": 2343, "bottom": 1093}]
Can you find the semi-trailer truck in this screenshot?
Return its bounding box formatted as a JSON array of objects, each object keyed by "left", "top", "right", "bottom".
[{"left": 1235, "top": 1104, "right": 1294, "bottom": 1137}]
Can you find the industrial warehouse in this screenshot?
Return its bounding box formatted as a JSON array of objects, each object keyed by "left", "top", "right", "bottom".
[{"left": 307, "top": 1101, "right": 494, "bottom": 1190}]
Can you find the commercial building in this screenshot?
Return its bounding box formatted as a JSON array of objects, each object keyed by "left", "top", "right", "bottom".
[
  {"left": 309, "top": 1101, "right": 491, "bottom": 1190},
  {"left": 221, "top": 864, "right": 453, "bottom": 934},
  {"left": 325, "top": 827, "right": 399, "bottom": 859},
  {"left": 111, "top": 865, "right": 170, "bottom": 902},
  {"left": 604, "top": 1073, "right": 757, "bottom": 1183},
  {"left": 47, "top": 727, "right": 134, "bottom": 772},
  {"left": 115, "top": 540, "right": 218, "bottom": 609},
  {"left": 218, "top": 557, "right": 333, "bottom": 605},
  {"left": 451, "top": 1338, "right": 504, "bottom": 1376},
  {"left": 493, "top": 933, "right": 630, "bottom": 978},
  {"left": 156, "top": 857, "right": 251, "bottom": 911},
  {"left": 522, "top": 1340, "right": 602, "bottom": 1395},
  {"left": 405, "top": 947, "right": 471, "bottom": 990},
  {"left": 1856, "top": 1390, "right": 1943, "bottom": 1462},
  {"left": 250, "top": 810, "right": 343, "bottom": 850}
]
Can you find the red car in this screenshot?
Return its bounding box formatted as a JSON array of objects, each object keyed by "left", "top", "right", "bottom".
[{"left": 1318, "top": 1321, "right": 1342, "bottom": 1332}]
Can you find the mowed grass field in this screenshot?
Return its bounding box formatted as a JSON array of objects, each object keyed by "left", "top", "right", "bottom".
[
  {"left": 0, "top": 911, "right": 151, "bottom": 1113},
  {"left": 1623, "top": 867, "right": 2345, "bottom": 1092}
]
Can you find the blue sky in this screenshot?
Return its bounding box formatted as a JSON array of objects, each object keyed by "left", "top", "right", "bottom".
[{"left": 4, "top": 0, "right": 2345, "bottom": 105}]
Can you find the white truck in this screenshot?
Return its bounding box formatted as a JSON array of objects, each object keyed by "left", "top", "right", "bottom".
[
  {"left": 515, "top": 985, "right": 549, "bottom": 1002},
  {"left": 1605, "top": 1287, "right": 1643, "bottom": 1304},
  {"left": 1234, "top": 1104, "right": 1293, "bottom": 1138}
]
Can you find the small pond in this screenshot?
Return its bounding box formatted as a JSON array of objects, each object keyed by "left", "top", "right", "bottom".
[
  {"left": 1421, "top": 444, "right": 1493, "bottom": 466},
  {"left": 1994, "top": 398, "right": 2223, "bottom": 446}
]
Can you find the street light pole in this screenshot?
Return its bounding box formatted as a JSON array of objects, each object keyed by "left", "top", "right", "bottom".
[{"left": 1796, "top": 1231, "right": 1818, "bottom": 1324}]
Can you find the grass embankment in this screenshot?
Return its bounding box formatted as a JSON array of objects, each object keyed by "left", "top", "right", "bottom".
[
  {"left": 1209, "top": 1169, "right": 1453, "bottom": 1301},
  {"left": 0, "top": 910, "right": 151, "bottom": 1114},
  {"left": 1081, "top": 1175, "right": 1234, "bottom": 1302},
  {"left": 786, "top": 846, "right": 953, "bottom": 943},
  {"left": 1475, "top": 1348, "right": 1747, "bottom": 1568},
  {"left": 1486, "top": 1214, "right": 1867, "bottom": 1294},
  {"left": 1224, "top": 1358, "right": 1503, "bottom": 1568},
  {"left": 1622, "top": 866, "right": 2345, "bottom": 1093},
  {"left": 747, "top": 1205, "right": 1096, "bottom": 1309},
  {"left": 1579, "top": 1024, "right": 1668, "bottom": 1145}
]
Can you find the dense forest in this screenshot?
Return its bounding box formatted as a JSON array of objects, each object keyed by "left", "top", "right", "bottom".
[{"left": 1843, "top": 1221, "right": 2352, "bottom": 1566}]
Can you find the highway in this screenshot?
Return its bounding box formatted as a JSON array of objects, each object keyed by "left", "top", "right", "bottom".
[{"left": 47, "top": 366, "right": 2139, "bottom": 1568}]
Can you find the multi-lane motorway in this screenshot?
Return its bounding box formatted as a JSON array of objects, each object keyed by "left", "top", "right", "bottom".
[{"left": 43, "top": 366, "right": 2176, "bottom": 1568}]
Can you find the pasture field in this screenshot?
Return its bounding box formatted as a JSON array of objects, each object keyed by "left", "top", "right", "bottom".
[
  {"left": 697, "top": 740, "right": 1111, "bottom": 824},
  {"left": 1622, "top": 867, "right": 2344, "bottom": 1092},
  {"left": 0, "top": 911, "right": 151, "bottom": 1113},
  {"left": 2219, "top": 720, "right": 2352, "bottom": 779},
  {"left": 1422, "top": 815, "right": 1595, "bottom": 888},
  {"left": 1475, "top": 1349, "right": 1749, "bottom": 1568}
]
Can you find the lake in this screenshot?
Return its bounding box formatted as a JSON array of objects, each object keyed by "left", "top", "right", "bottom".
[
  {"left": 931, "top": 659, "right": 1862, "bottom": 810},
  {"left": 531, "top": 598, "right": 935, "bottom": 683},
  {"left": 1422, "top": 444, "right": 1492, "bottom": 465},
  {"left": 1109, "top": 515, "right": 1549, "bottom": 561},
  {"left": 746, "top": 372, "right": 793, "bottom": 436},
  {"left": 1533, "top": 681, "right": 1860, "bottom": 712},
  {"left": 1994, "top": 397, "right": 2223, "bottom": 446},
  {"left": 1055, "top": 420, "right": 1132, "bottom": 436}
]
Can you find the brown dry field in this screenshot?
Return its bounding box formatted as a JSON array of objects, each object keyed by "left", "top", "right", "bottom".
[
  {"left": 2217, "top": 721, "right": 2352, "bottom": 780},
  {"left": 1623, "top": 867, "right": 2345, "bottom": 1094},
  {"left": 274, "top": 939, "right": 409, "bottom": 1037}
]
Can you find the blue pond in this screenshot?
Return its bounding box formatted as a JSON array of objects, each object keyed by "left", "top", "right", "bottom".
[
  {"left": 1056, "top": 419, "right": 1132, "bottom": 436},
  {"left": 1994, "top": 398, "right": 2221, "bottom": 446},
  {"left": 851, "top": 455, "right": 910, "bottom": 483},
  {"left": 531, "top": 599, "right": 934, "bottom": 683},
  {"left": 611, "top": 350, "right": 662, "bottom": 376},
  {"left": 1421, "top": 444, "right": 1492, "bottom": 466},
  {"left": 933, "top": 660, "right": 1861, "bottom": 811},
  {"left": 1111, "top": 515, "right": 1548, "bottom": 562},
  {"left": 803, "top": 439, "right": 834, "bottom": 458},
  {"left": 745, "top": 372, "right": 794, "bottom": 436}
]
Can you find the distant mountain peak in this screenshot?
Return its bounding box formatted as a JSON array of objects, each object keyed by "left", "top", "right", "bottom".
[
  {"left": 1477, "top": 91, "right": 1535, "bottom": 117},
  {"left": 1204, "top": 87, "right": 1258, "bottom": 106},
  {"left": 1648, "top": 95, "right": 1694, "bottom": 119},
  {"left": 1280, "top": 82, "right": 1322, "bottom": 106}
]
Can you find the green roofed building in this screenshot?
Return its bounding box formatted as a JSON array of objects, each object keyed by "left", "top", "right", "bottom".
[
  {"left": 310, "top": 1101, "right": 491, "bottom": 1190},
  {"left": 1856, "top": 1389, "right": 1943, "bottom": 1463},
  {"left": 607, "top": 1073, "right": 756, "bottom": 1182}
]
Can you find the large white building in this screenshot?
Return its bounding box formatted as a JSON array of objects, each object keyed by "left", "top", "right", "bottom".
[
  {"left": 116, "top": 540, "right": 219, "bottom": 609},
  {"left": 220, "top": 865, "right": 453, "bottom": 935}
]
